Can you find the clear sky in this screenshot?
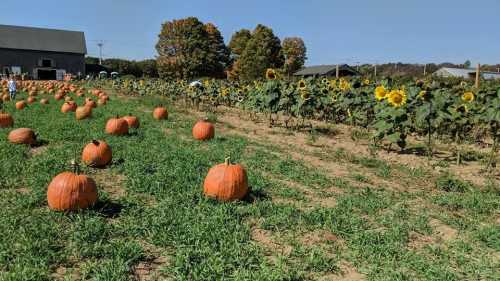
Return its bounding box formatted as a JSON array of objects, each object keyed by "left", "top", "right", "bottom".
[{"left": 2, "top": 0, "right": 499, "bottom": 66}]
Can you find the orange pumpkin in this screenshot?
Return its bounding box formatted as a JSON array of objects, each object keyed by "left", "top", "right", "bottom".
[
  {"left": 82, "top": 140, "right": 112, "bottom": 167},
  {"left": 47, "top": 161, "right": 98, "bottom": 211},
  {"left": 15, "top": 101, "right": 26, "bottom": 110},
  {"left": 0, "top": 110, "right": 14, "bottom": 128},
  {"left": 61, "top": 101, "right": 77, "bottom": 113},
  {"left": 153, "top": 106, "right": 168, "bottom": 120},
  {"left": 192, "top": 120, "right": 215, "bottom": 141},
  {"left": 85, "top": 99, "right": 97, "bottom": 108},
  {"left": 64, "top": 96, "right": 73, "bottom": 102},
  {"left": 203, "top": 157, "right": 249, "bottom": 201},
  {"left": 2, "top": 94, "right": 10, "bottom": 102},
  {"left": 97, "top": 98, "right": 106, "bottom": 106},
  {"left": 8, "top": 128, "right": 36, "bottom": 145},
  {"left": 40, "top": 98, "right": 49, "bottom": 105},
  {"left": 123, "top": 115, "right": 139, "bottom": 129},
  {"left": 75, "top": 106, "right": 92, "bottom": 120},
  {"left": 105, "top": 117, "right": 129, "bottom": 135},
  {"left": 54, "top": 93, "right": 64, "bottom": 100},
  {"left": 27, "top": 96, "right": 36, "bottom": 104}
]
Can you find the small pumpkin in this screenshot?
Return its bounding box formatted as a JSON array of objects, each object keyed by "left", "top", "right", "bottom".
[
  {"left": 15, "top": 101, "right": 26, "bottom": 110},
  {"left": 97, "top": 98, "right": 106, "bottom": 106},
  {"left": 123, "top": 114, "right": 140, "bottom": 129},
  {"left": 8, "top": 128, "right": 36, "bottom": 145},
  {"left": 0, "top": 108, "right": 14, "bottom": 128},
  {"left": 153, "top": 106, "right": 168, "bottom": 120},
  {"left": 61, "top": 101, "right": 77, "bottom": 113},
  {"left": 27, "top": 96, "right": 36, "bottom": 104},
  {"left": 47, "top": 161, "right": 98, "bottom": 211},
  {"left": 203, "top": 157, "right": 249, "bottom": 201},
  {"left": 82, "top": 140, "right": 112, "bottom": 168},
  {"left": 40, "top": 98, "right": 49, "bottom": 105},
  {"left": 192, "top": 119, "right": 215, "bottom": 141},
  {"left": 2, "top": 94, "right": 10, "bottom": 102},
  {"left": 54, "top": 93, "right": 64, "bottom": 100},
  {"left": 75, "top": 106, "right": 92, "bottom": 120},
  {"left": 64, "top": 96, "right": 73, "bottom": 102},
  {"left": 105, "top": 116, "right": 129, "bottom": 135}
]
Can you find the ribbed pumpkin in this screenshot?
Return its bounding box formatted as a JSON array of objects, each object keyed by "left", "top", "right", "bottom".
[
  {"left": 75, "top": 106, "right": 92, "bottom": 120},
  {"left": 82, "top": 140, "right": 112, "bottom": 167},
  {"left": 97, "top": 98, "right": 107, "bottom": 106},
  {"left": 153, "top": 106, "right": 168, "bottom": 120},
  {"left": 40, "top": 98, "right": 49, "bottom": 105},
  {"left": 203, "top": 158, "right": 249, "bottom": 201},
  {"left": 54, "top": 92, "right": 64, "bottom": 100},
  {"left": 8, "top": 128, "right": 36, "bottom": 145},
  {"left": 193, "top": 120, "right": 215, "bottom": 141},
  {"left": 0, "top": 110, "right": 14, "bottom": 128},
  {"left": 123, "top": 114, "right": 140, "bottom": 129},
  {"left": 105, "top": 116, "right": 129, "bottom": 135},
  {"left": 47, "top": 161, "right": 98, "bottom": 211},
  {"left": 2, "top": 94, "right": 10, "bottom": 102},
  {"left": 15, "top": 101, "right": 26, "bottom": 110},
  {"left": 61, "top": 101, "right": 77, "bottom": 113},
  {"left": 27, "top": 96, "right": 36, "bottom": 104}
]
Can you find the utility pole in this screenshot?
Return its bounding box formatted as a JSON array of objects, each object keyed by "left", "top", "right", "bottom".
[
  {"left": 374, "top": 64, "right": 377, "bottom": 78},
  {"left": 97, "top": 41, "right": 104, "bottom": 65},
  {"left": 475, "top": 63, "right": 480, "bottom": 88},
  {"left": 336, "top": 64, "right": 339, "bottom": 79},
  {"left": 423, "top": 64, "right": 427, "bottom": 76}
]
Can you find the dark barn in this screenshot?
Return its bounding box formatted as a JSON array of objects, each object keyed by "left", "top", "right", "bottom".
[
  {"left": 294, "top": 64, "right": 360, "bottom": 78},
  {"left": 0, "top": 25, "right": 87, "bottom": 80}
]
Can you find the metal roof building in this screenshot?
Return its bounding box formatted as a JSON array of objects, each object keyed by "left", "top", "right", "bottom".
[
  {"left": 0, "top": 24, "right": 87, "bottom": 80},
  {"left": 294, "top": 64, "right": 359, "bottom": 77},
  {"left": 434, "top": 67, "right": 500, "bottom": 80}
]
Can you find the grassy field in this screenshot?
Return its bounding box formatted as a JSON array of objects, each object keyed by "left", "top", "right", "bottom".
[{"left": 0, "top": 88, "right": 499, "bottom": 281}]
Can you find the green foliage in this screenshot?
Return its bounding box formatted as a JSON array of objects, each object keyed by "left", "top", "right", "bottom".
[{"left": 281, "top": 37, "right": 307, "bottom": 77}]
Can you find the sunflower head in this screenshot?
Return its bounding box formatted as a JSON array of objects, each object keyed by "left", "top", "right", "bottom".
[
  {"left": 418, "top": 90, "right": 432, "bottom": 101},
  {"left": 298, "top": 79, "right": 307, "bottom": 91},
  {"left": 300, "top": 90, "right": 311, "bottom": 100},
  {"left": 266, "top": 69, "right": 277, "bottom": 80},
  {"left": 462, "top": 92, "right": 474, "bottom": 103},
  {"left": 321, "top": 87, "right": 329, "bottom": 95},
  {"left": 363, "top": 79, "right": 370, "bottom": 86},
  {"left": 374, "top": 85, "right": 387, "bottom": 101},
  {"left": 388, "top": 89, "right": 407, "bottom": 107},
  {"left": 321, "top": 78, "right": 329, "bottom": 84}
]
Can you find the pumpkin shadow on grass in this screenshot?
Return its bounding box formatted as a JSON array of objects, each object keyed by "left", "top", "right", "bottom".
[
  {"left": 32, "top": 139, "right": 49, "bottom": 148},
  {"left": 93, "top": 199, "right": 123, "bottom": 218},
  {"left": 242, "top": 186, "right": 270, "bottom": 203}
]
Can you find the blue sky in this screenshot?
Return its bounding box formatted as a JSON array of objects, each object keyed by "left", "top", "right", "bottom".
[{"left": 3, "top": 0, "right": 499, "bottom": 65}]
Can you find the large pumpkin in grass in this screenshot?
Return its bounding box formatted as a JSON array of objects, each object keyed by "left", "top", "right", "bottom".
[
  {"left": 61, "top": 101, "right": 77, "bottom": 113},
  {"left": 82, "top": 140, "right": 112, "bottom": 167},
  {"left": 47, "top": 162, "right": 98, "bottom": 211},
  {"left": 8, "top": 128, "right": 36, "bottom": 145},
  {"left": 153, "top": 106, "right": 168, "bottom": 120},
  {"left": 203, "top": 158, "right": 249, "bottom": 201},
  {"left": 193, "top": 120, "right": 215, "bottom": 141},
  {"left": 15, "top": 101, "right": 26, "bottom": 110},
  {"left": 75, "top": 106, "right": 92, "bottom": 120},
  {"left": 0, "top": 111, "right": 13, "bottom": 128},
  {"left": 105, "top": 117, "right": 129, "bottom": 135},
  {"left": 123, "top": 114, "right": 139, "bottom": 129}
]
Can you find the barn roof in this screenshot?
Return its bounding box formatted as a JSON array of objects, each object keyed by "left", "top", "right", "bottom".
[
  {"left": 0, "top": 25, "right": 87, "bottom": 54},
  {"left": 435, "top": 67, "right": 500, "bottom": 80},
  {"left": 294, "top": 64, "right": 359, "bottom": 76}
]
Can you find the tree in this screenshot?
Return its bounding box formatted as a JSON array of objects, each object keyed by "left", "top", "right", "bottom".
[
  {"left": 204, "top": 23, "right": 231, "bottom": 78},
  {"left": 228, "top": 29, "right": 252, "bottom": 60},
  {"left": 238, "top": 25, "right": 284, "bottom": 80},
  {"left": 85, "top": 56, "right": 100, "bottom": 65},
  {"left": 281, "top": 37, "right": 307, "bottom": 77},
  {"left": 156, "top": 17, "right": 229, "bottom": 79},
  {"left": 137, "top": 59, "right": 158, "bottom": 77},
  {"left": 464, "top": 60, "right": 471, "bottom": 69}
]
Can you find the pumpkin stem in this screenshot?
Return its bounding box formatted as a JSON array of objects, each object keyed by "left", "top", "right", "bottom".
[
  {"left": 224, "top": 157, "right": 231, "bottom": 166},
  {"left": 92, "top": 139, "right": 99, "bottom": 146}
]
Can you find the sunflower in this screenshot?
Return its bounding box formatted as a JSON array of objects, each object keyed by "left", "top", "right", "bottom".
[
  {"left": 300, "top": 90, "right": 311, "bottom": 100},
  {"left": 220, "top": 88, "right": 230, "bottom": 97},
  {"left": 387, "top": 89, "right": 407, "bottom": 107},
  {"left": 298, "top": 79, "right": 307, "bottom": 91},
  {"left": 266, "top": 68, "right": 277, "bottom": 80},
  {"left": 331, "top": 93, "right": 338, "bottom": 102},
  {"left": 462, "top": 92, "right": 474, "bottom": 103},
  {"left": 363, "top": 79, "right": 370, "bottom": 86},
  {"left": 347, "top": 108, "right": 352, "bottom": 118},
  {"left": 374, "top": 85, "right": 387, "bottom": 101},
  {"left": 321, "top": 78, "right": 329, "bottom": 84},
  {"left": 418, "top": 90, "right": 431, "bottom": 101},
  {"left": 339, "top": 79, "right": 351, "bottom": 91},
  {"left": 321, "top": 87, "right": 329, "bottom": 95}
]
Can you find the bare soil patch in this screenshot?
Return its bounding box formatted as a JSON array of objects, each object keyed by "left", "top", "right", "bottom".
[{"left": 429, "top": 219, "right": 457, "bottom": 242}]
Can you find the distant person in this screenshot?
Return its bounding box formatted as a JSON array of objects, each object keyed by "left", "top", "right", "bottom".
[{"left": 8, "top": 76, "right": 17, "bottom": 100}]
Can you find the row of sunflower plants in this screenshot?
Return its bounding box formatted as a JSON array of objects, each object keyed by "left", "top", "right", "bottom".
[{"left": 93, "top": 71, "right": 499, "bottom": 167}]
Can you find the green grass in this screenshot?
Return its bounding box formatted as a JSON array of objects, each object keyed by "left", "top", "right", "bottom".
[{"left": 0, "top": 89, "right": 499, "bottom": 280}]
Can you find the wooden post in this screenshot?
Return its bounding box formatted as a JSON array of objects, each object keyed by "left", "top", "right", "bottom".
[
  {"left": 374, "top": 64, "right": 377, "bottom": 78},
  {"left": 423, "top": 64, "right": 427, "bottom": 76},
  {"left": 336, "top": 64, "right": 339, "bottom": 79},
  {"left": 475, "top": 63, "right": 480, "bottom": 88}
]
